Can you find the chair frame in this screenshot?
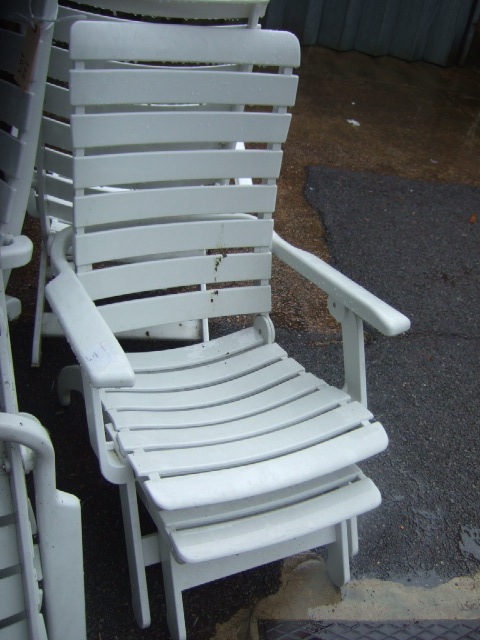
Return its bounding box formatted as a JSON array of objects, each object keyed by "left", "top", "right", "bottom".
[{"left": 45, "top": 19, "right": 410, "bottom": 640}]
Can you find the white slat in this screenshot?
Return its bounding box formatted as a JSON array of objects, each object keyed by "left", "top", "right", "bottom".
[
  {"left": 100, "top": 285, "right": 270, "bottom": 334},
  {"left": 125, "top": 402, "right": 372, "bottom": 474},
  {"left": 170, "top": 476, "right": 380, "bottom": 563},
  {"left": 0, "top": 131, "right": 25, "bottom": 179},
  {"left": 72, "top": 111, "right": 291, "bottom": 148},
  {"left": 71, "top": 69, "right": 297, "bottom": 110},
  {"left": 42, "top": 118, "right": 72, "bottom": 153},
  {"left": 43, "top": 174, "right": 73, "bottom": 203},
  {"left": 0, "top": 572, "right": 25, "bottom": 621},
  {"left": 75, "top": 183, "right": 277, "bottom": 227},
  {"left": 48, "top": 45, "right": 70, "bottom": 84},
  {"left": 139, "top": 421, "right": 388, "bottom": 509},
  {"left": 74, "top": 218, "right": 273, "bottom": 266},
  {"left": 126, "top": 326, "right": 264, "bottom": 372},
  {"left": 0, "top": 28, "right": 22, "bottom": 75},
  {"left": 0, "top": 80, "right": 31, "bottom": 130},
  {"left": 0, "top": 520, "right": 20, "bottom": 571},
  {"left": 73, "top": 149, "right": 282, "bottom": 189},
  {"left": 114, "top": 385, "right": 350, "bottom": 450},
  {"left": 43, "top": 83, "right": 70, "bottom": 120},
  {"left": 70, "top": 22, "right": 300, "bottom": 67},
  {"left": 105, "top": 358, "right": 309, "bottom": 410},
  {"left": 115, "top": 342, "right": 287, "bottom": 393},
  {"left": 160, "top": 466, "right": 364, "bottom": 529},
  {"left": 80, "top": 252, "right": 271, "bottom": 301}
]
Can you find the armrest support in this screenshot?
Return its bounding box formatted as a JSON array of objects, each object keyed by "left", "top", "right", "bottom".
[
  {"left": 272, "top": 232, "right": 410, "bottom": 406},
  {"left": 46, "top": 268, "right": 135, "bottom": 389},
  {"left": 272, "top": 232, "right": 410, "bottom": 336}
]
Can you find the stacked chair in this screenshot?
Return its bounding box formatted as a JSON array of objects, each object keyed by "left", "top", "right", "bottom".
[
  {"left": 1, "top": 0, "right": 57, "bottom": 319},
  {"left": 0, "top": 241, "right": 85, "bottom": 640},
  {"left": 45, "top": 17, "right": 410, "bottom": 640},
  {"left": 29, "top": 0, "right": 270, "bottom": 366},
  {"left": 0, "top": 2, "right": 86, "bottom": 638}
]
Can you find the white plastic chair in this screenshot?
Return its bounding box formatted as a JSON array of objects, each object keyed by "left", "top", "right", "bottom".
[
  {"left": 0, "top": 0, "right": 57, "bottom": 319},
  {"left": 0, "top": 236, "right": 85, "bottom": 640},
  {"left": 30, "top": 0, "right": 269, "bottom": 365},
  {"left": 46, "top": 20, "right": 410, "bottom": 640}
]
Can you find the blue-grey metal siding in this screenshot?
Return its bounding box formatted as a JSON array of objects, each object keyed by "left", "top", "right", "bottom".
[{"left": 263, "top": 0, "right": 480, "bottom": 66}]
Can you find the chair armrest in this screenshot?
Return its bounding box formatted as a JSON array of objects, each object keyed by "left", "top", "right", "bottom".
[
  {"left": 46, "top": 269, "right": 135, "bottom": 389},
  {"left": 272, "top": 232, "right": 410, "bottom": 336},
  {"left": 0, "top": 234, "right": 33, "bottom": 269}
]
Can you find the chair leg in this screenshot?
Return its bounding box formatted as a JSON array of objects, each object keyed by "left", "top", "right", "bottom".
[
  {"left": 160, "top": 548, "right": 187, "bottom": 640},
  {"left": 119, "top": 480, "right": 151, "bottom": 629},
  {"left": 326, "top": 521, "right": 350, "bottom": 587},
  {"left": 31, "top": 245, "right": 48, "bottom": 367}
]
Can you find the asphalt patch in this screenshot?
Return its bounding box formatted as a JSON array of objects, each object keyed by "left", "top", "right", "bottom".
[{"left": 304, "top": 167, "right": 480, "bottom": 583}]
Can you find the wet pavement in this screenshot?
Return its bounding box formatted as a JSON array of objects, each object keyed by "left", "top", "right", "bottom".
[{"left": 7, "top": 42, "right": 480, "bottom": 639}]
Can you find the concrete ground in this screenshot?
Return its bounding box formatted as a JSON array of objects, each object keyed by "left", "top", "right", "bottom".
[{"left": 8, "top": 41, "right": 480, "bottom": 639}]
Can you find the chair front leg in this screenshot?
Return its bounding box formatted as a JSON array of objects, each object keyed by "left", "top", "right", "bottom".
[{"left": 119, "top": 479, "right": 151, "bottom": 629}]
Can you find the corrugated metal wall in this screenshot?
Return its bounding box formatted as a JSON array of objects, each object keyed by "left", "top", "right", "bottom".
[{"left": 264, "top": 0, "right": 480, "bottom": 66}]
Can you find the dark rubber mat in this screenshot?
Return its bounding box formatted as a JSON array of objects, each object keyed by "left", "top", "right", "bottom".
[{"left": 258, "top": 620, "right": 480, "bottom": 640}]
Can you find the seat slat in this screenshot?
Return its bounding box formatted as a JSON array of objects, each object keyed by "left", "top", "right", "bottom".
[
  {"left": 110, "top": 342, "right": 286, "bottom": 395},
  {"left": 72, "top": 111, "right": 291, "bottom": 148},
  {"left": 160, "top": 465, "right": 364, "bottom": 529},
  {"left": 80, "top": 252, "right": 271, "bottom": 301},
  {"left": 74, "top": 218, "right": 273, "bottom": 266},
  {"left": 126, "top": 401, "right": 372, "bottom": 474},
  {"left": 114, "top": 384, "right": 349, "bottom": 449},
  {"left": 169, "top": 476, "right": 380, "bottom": 564},
  {"left": 105, "top": 358, "right": 308, "bottom": 410},
  {"left": 140, "top": 421, "right": 388, "bottom": 509},
  {"left": 73, "top": 149, "right": 283, "bottom": 189},
  {"left": 75, "top": 183, "right": 277, "bottom": 227},
  {"left": 99, "top": 285, "right": 271, "bottom": 335}
]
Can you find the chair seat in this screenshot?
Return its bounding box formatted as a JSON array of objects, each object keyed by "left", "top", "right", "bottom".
[
  {"left": 102, "top": 328, "right": 388, "bottom": 510},
  {"left": 158, "top": 465, "right": 380, "bottom": 563}
]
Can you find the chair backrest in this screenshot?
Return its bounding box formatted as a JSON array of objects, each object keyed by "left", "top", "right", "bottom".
[
  {"left": 66, "top": 21, "right": 300, "bottom": 337},
  {"left": 33, "top": 0, "right": 269, "bottom": 234},
  {"left": 0, "top": 0, "right": 57, "bottom": 237}
]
